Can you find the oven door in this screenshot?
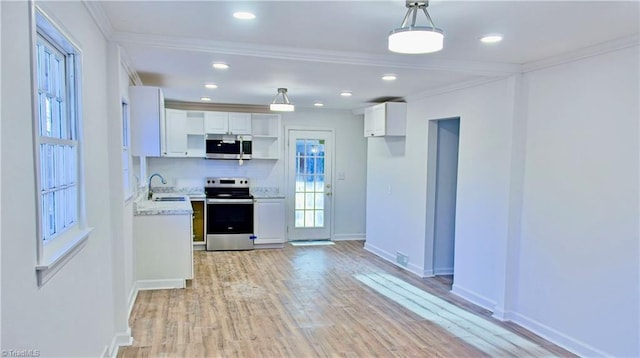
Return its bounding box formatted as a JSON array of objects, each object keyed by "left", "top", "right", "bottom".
[{"left": 206, "top": 198, "right": 255, "bottom": 251}]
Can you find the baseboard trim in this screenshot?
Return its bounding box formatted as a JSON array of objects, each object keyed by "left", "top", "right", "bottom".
[
  {"left": 136, "top": 278, "right": 186, "bottom": 291},
  {"left": 363, "top": 242, "right": 425, "bottom": 278},
  {"left": 333, "top": 233, "right": 366, "bottom": 241},
  {"left": 103, "top": 327, "right": 133, "bottom": 358},
  {"left": 434, "top": 267, "right": 453, "bottom": 275},
  {"left": 255, "top": 243, "right": 285, "bottom": 249},
  {"left": 451, "top": 284, "right": 496, "bottom": 312},
  {"left": 491, "top": 307, "right": 515, "bottom": 322},
  {"left": 127, "top": 284, "right": 139, "bottom": 319},
  {"left": 509, "top": 311, "right": 609, "bottom": 357}
]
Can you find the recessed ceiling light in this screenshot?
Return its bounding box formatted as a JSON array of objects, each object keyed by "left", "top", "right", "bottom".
[
  {"left": 313, "top": 102, "right": 324, "bottom": 107},
  {"left": 233, "top": 12, "right": 256, "bottom": 20},
  {"left": 204, "top": 83, "right": 218, "bottom": 89},
  {"left": 212, "top": 63, "right": 229, "bottom": 70},
  {"left": 200, "top": 97, "right": 212, "bottom": 101},
  {"left": 340, "top": 91, "right": 352, "bottom": 97},
  {"left": 382, "top": 74, "right": 397, "bottom": 81},
  {"left": 480, "top": 34, "right": 503, "bottom": 44}
]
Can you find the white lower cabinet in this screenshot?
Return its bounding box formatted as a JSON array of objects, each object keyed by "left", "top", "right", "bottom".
[
  {"left": 134, "top": 214, "right": 193, "bottom": 285},
  {"left": 254, "top": 198, "right": 286, "bottom": 246}
]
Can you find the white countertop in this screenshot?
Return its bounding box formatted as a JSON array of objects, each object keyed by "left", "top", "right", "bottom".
[
  {"left": 134, "top": 194, "right": 193, "bottom": 216},
  {"left": 253, "top": 194, "right": 286, "bottom": 199}
]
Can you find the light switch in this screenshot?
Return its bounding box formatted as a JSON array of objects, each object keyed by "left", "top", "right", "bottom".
[{"left": 337, "top": 171, "right": 346, "bottom": 180}]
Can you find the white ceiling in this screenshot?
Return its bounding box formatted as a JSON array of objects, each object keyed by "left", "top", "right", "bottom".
[{"left": 97, "top": 1, "right": 639, "bottom": 111}]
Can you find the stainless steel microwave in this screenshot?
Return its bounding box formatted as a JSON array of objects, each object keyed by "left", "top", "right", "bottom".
[{"left": 205, "top": 134, "right": 252, "bottom": 160}]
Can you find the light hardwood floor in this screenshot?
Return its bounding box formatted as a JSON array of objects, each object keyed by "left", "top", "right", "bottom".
[{"left": 118, "top": 241, "right": 574, "bottom": 357}]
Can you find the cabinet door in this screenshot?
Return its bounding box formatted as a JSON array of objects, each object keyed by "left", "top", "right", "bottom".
[
  {"left": 364, "top": 106, "right": 375, "bottom": 137},
  {"left": 204, "top": 111, "right": 229, "bottom": 134},
  {"left": 164, "top": 109, "right": 188, "bottom": 156},
  {"left": 254, "top": 199, "right": 285, "bottom": 245},
  {"left": 130, "top": 86, "right": 163, "bottom": 156},
  {"left": 372, "top": 104, "right": 386, "bottom": 136},
  {"left": 191, "top": 200, "right": 205, "bottom": 242},
  {"left": 229, "top": 113, "right": 252, "bottom": 134}
]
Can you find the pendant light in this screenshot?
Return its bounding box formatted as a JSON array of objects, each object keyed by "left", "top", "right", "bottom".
[
  {"left": 269, "top": 88, "right": 295, "bottom": 112},
  {"left": 388, "top": 1, "right": 444, "bottom": 54}
]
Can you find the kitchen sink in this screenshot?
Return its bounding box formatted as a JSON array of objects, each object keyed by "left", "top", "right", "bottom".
[{"left": 153, "top": 197, "right": 186, "bottom": 202}]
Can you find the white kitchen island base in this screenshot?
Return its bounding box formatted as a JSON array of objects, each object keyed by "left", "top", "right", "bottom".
[{"left": 134, "top": 213, "right": 193, "bottom": 288}]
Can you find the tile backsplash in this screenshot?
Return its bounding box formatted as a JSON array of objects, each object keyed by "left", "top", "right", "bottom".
[{"left": 138, "top": 156, "right": 284, "bottom": 193}]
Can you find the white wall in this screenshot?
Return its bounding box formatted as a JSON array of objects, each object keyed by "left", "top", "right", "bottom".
[
  {"left": 514, "top": 46, "right": 639, "bottom": 357},
  {"left": 366, "top": 78, "right": 516, "bottom": 285},
  {"left": 1, "top": 2, "right": 125, "bottom": 356},
  {"left": 145, "top": 109, "right": 367, "bottom": 239},
  {"left": 106, "top": 44, "right": 136, "bottom": 347},
  {"left": 365, "top": 44, "right": 639, "bottom": 356}
]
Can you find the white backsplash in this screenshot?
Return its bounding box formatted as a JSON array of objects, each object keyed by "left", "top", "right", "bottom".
[{"left": 139, "top": 157, "right": 284, "bottom": 193}]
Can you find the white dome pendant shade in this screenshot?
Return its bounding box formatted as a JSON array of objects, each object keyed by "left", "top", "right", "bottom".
[
  {"left": 270, "top": 88, "right": 295, "bottom": 112},
  {"left": 388, "top": 1, "right": 444, "bottom": 54}
]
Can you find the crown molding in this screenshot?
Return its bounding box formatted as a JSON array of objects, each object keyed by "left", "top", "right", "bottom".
[
  {"left": 522, "top": 34, "right": 639, "bottom": 73},
  {"left": 111, "top": 31, "right": 521, "bottom": 77},
  {"left": 404, "top": 75, "right": 512, "bottom": 104},
  {"left": 119, "top": 46, "right": 142, "bottom": 86},
  {"left": 82, "top": 0, "right": 114, "bottom": 40}
]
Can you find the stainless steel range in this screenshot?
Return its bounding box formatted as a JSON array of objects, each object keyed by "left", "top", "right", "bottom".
[{"left": 205, "top": 177, "right": 255, "bottom": 251}]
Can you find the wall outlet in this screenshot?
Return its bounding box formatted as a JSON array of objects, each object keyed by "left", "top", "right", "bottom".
[{"left": 396, "top": 252, "right": 409, "bottom": 267}]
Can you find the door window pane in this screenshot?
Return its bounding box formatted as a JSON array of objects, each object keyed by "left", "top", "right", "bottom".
[
  {"left": 305, "top": 210, "right": 315, "bottom": 227},
  {"left": 295, "top": 193, "right": 305, "bottom": 210},
  {"left": 315, "top": 211, "right": 324, "bottom": 227},
  {"left": 294, "top": 138, "right": 327, "bottom": 228},
  {"left": 295, "top": 211, "right": 304, "bottom": 227}
]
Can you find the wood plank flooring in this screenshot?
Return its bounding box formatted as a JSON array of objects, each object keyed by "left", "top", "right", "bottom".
[{"left": 118, "top": 241, "right": 574, "bottom": 358}]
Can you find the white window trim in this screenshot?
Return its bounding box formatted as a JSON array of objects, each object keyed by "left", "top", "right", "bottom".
[{"left": 32, "top": 5, "right": 92, "bottom": 286}]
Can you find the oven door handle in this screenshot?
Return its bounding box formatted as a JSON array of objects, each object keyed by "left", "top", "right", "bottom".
[{"left": 206, "top": 198, "right": 254, "bottom": 204}]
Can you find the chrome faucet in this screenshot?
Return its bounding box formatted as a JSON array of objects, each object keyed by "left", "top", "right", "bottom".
[{"left": 147, "top": 173, "right": 166, "bottom": 200}]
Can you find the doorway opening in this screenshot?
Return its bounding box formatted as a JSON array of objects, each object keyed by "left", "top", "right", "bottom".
[{"left": 425, "top": 117, "right": 460, "bottom": 287}]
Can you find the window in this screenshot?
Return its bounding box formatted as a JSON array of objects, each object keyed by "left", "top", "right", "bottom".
[
  {"left": 36, "top": 35, "right": 77, "bottom": 241},
  {"left": 34, "top": 9, "right": 90, "bottom": 285},
  {"left": 122, "top": 101, "right": 133, "bottom": 199}
]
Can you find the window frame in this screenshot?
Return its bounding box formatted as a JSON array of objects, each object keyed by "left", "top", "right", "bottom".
[{"left": 32, "top": 5, "right": 92, "bottom": 286}]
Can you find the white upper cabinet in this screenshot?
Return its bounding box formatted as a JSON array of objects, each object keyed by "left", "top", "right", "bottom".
[
  {"left": 130, "top": 86, "right": 164, "bottom": 156},
  {"left": 204, "top": 111, "right": 251, "bottom": 135},
  {"left": 363, "top": 102, "right": 407, "bottom": 137},
  {"left": 204, "top": 111, "right": 228, "bottom": 134},
  {"left": 228, "top": 113, "right": 252, "bottom": 135},
  {"left": 163, "top": 109, "right": 188, "bottom": 157}
]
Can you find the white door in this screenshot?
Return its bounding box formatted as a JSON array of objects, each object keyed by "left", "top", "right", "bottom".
[{"left": 287, "top": 130, "right": 333, "bottom": 240}]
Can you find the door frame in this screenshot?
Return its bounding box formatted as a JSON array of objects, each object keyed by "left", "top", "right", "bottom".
[{"left": 284, "top": 126, "right": 336, "bottom": 241}]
